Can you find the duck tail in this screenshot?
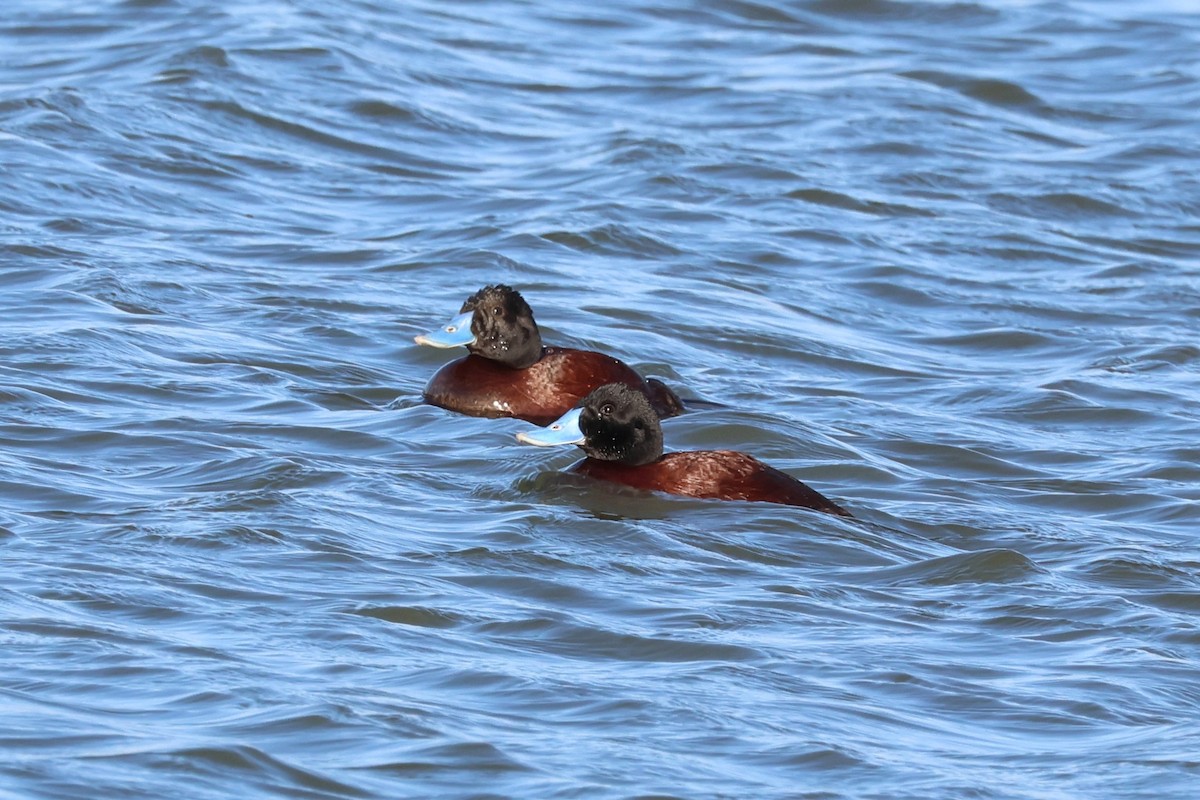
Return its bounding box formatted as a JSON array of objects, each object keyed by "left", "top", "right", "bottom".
[{"left": 646, "top": 378, "right": 686, "bottom": 419}]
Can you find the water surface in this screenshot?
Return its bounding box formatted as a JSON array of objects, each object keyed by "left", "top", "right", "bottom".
[{"left": 2, "top": 1, "right": 1199, "bottom": 798}]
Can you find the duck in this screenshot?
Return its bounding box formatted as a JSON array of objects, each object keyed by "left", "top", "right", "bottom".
[
  {"left": 515, "top": 382, "right": 851, "bottom": 515},
  {"left": 415, "top": 284, "right": 684, "bottom": 425}
]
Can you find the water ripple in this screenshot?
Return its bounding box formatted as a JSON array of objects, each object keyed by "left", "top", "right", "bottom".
[{"left": 2, "top": 0, "right": 1200, "bottom": 798}]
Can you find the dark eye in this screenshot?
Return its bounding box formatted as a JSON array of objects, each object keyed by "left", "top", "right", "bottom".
[
  {"left": 600, "top": 403, "right": 613, "bottom": 416},
  {"left": 492, "top": 306, "right": 502, "bottom": 315}
]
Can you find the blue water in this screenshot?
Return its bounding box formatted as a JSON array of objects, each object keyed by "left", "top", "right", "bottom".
[{"left": 2, "top": 1, "right": 1199, "bottom": 797}]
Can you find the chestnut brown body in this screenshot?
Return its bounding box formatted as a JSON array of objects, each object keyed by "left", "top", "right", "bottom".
[
  {"left": 423, "top": 347, "right": 683, "bottom": 426},
  {"left": 574, "top": 450, "right": 851, "bottom": 515}
]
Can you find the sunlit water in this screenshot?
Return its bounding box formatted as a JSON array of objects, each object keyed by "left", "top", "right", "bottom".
[{"left": 2, "top": 1, "right": 1199, "bottom": 797}]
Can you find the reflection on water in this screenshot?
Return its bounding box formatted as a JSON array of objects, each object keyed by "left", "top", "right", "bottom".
[{"left": 2, "top": 0, "right": 1199, "bottom": 797}]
